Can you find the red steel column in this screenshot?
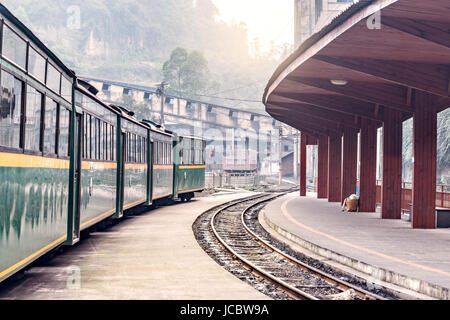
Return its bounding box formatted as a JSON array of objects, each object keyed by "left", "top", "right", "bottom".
[
  {"left": 359, "top": 119, "right": 377, "bottom": 212},
  {"left": 317, "top": 135, "right": 329, "bottom": 199},
  {"left": 328, "top": 132, "right": 342, "bottom": 202},
  {"left": 341, "top": 127, "right": 358, "bottom": 203},
  {"left": 300, "top": 132, "right": 307, "bottom": 196},
  {"left": 412, "top": 91, "right": 437, "bottom": 229},
  {"left": 381, "top": 108, "right": 402, "bottom": 219}
]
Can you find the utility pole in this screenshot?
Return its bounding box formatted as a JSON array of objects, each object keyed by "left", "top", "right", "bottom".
[
  {"left": 158, "top": 81, "right": 168, "bottom": 126},
  {"left": 279, "top": 125, "right": 283, "bottom": 186}
]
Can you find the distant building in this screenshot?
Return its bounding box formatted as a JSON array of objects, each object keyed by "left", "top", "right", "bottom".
[
  {"left": 84, "top": 77, "right": 297, "bottom": 183},
  {"left": 294, "top": 0, "right": 356, "bottom": 47}
]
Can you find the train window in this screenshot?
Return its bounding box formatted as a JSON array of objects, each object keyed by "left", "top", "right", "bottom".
[
  {"left": 167, "top": 143, "right": 170, "bottom": 164},
  {"left": 61, "top": 77, "right": 72, "bottom": 102},
  {"left": 2, "top": 24, "right": 26, "bottom": 69},
  {"left": 144, "top": 137, "right": 147, "bottom": 163},
  {"left": 132, "top": 134, "right": 134, "bottom": 163},
  {"left": 143, "top": 138, "right": 146, "bottom": 163},
  {"left": 46, "top": 63, "right": 61, "bottom": 94},
  {"left": 43, "top": 97, "right": 57, "bottom": 154},
  {"left": 168, "top": 143, "right": 171, "bottom": 164},
  {"left": 126, "top": 132, "right": 130, "bottom": 162},
  {"left": 111, "top": 126, "right": 116, "bottom": 161},
  {"left": 163, "top": 142, "right": 166, "bottom": 164},
  {"left": 82, "top": 114, "right": 86, "bottom": 158},
  {"left": 105, "top": 123, "right": 109, "bottom": 161},
  {"left": 128, "top": 133, "right": 132, "bottom": 162},
  {"left": 137, "top": 136, "right": 141, "bottom": 163},
  {"left": 82, "top": 114, "right": 85, "bottom": 158},
  {"left": 131, "top": 134, "right": 135, "bottom": 163},
  {"left": 131, "top": 134, "right": 137, "bottom": 162},
  {"left": 97, "top": 118, "right": 101, "bottom": 160},
  {"left": 91, "top": 116, "right": 97, "bottom": 160},
  {"left": 156, "top": 141, "right": 160, "bottom": 164},
  {"left": 137, "top": 135, "right": 140, "bottom": 163},
  {"left": 86, "top": 114, "right": 91, "bottom": 159},
  {"left": 24, "top": 86, "right": 43, "bottom": 151},
  {"left": 130, "top": 133, "right": 133, "bottom": 162},
  {"left": 142, "top": 137, "right": 146, "bottom": 163},
  {"left": 164, "top": 142, "right": 167, "bottom": 164},
  {"left": 125, "top": 132, "right": 129, "bottom": 162},
  {"left": 91, "top": 118, "right": 96, "bottom": 160},
  {"left": 168, "top": 143, "right": 172, "bottom": 164},
  {"left": 99, "top": 120, "right": 104, "bottom": 160},
  {"left": 153, "top": 140, "right": 156, "bottom": 164},
  {"left": 58, "top": 107, "right": 70, "bottom": 157},
  {"left": 28, "top": 46, "right": 46, "bottom": 83},
  {"left": 0, "top": 72, "right": 22, "bottom": 149}
]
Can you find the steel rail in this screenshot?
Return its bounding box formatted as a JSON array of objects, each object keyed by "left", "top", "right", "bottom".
[
  {"left": 240, "top": 202, "right": 387, "bottom": 301},
  {"left": 210, "top": 192, "right": 319, "bottom": 300}
]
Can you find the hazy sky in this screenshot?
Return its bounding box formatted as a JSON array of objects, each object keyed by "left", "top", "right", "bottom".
[{"left": 211, "top": 0, "right": 294, "bottom": 50}]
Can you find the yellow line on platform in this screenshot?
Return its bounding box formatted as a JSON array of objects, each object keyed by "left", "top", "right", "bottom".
[
  {"left": 281, "top": 198, "right": 450, "bottom": 278},
  {"left": 0, "top": 235, "right": 67, "bottom": 280}
]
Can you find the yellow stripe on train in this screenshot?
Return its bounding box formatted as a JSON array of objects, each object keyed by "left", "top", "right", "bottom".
[
  {"left": 0, "top": 152, "right": 70, "bottom": 169},
  {"left": 178, "top": 165, "right": 206, "bottom": 169}
]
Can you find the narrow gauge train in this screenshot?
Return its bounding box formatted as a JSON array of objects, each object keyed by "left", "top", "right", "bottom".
[{"left": 0, "top": 4, "right": 206, "bottom": 283}]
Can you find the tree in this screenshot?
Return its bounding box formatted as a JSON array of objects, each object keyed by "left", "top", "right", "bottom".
[
  {"left": 162, "top": 47, "right": 211, "bottom": 94},
  {"left": 162, "top": 47, "right": 188, "bottom": 91}
]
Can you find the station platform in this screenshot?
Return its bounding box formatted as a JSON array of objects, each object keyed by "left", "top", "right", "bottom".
[
  {"left": 262, "top": 192, "right": 450, "bottom": 300},
  {"left": 0, "top": 191, "right": 269, "bottom": 300}
]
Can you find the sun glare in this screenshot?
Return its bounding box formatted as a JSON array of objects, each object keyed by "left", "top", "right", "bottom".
[{"left": 211, "top": 0, "right": 294, "bottom": 51}]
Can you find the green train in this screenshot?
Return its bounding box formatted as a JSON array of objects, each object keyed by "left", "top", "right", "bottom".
[{"left": 0, "top": 4, "right": 206, "bottom": 283}]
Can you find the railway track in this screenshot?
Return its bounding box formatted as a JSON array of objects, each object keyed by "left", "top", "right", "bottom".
[{"left": 195, "top": 192, "right": 390, "bottom": 300}]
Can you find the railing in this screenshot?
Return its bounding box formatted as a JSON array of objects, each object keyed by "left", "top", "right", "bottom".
[{"left": 375, "top": 181, "right": 450, "bottom": 210}]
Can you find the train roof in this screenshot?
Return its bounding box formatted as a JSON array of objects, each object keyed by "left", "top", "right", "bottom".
[
  {"left": 0, "top": 4, "right": 76, "bottom": 79},
  {"left": 179, "top": 135, "right": 206, "bottom": 142},
  {"left": 141, "top": 120, "right": 173, "bottom": 137},
  {"left": 75, "top": 82, "right": 120, "bottom": 116}
]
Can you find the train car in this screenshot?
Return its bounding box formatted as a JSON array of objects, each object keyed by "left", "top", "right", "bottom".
[
  {"left": 75, "top": 82, "right": 120, "bottom": 231},
  {"left": 0, "top": 3, "right": 207, "bottom": 284},
  {"left": 118, "top": 111, "right": 149, "bottom": 215},
  {"left": 173, "top": 135, "right": 206, "bottom": 201},
  {"left": 0, "top": 5, "right": 76, "bottom": 281},
  {"left": 149, "top": 126, "right": 174, "bottom": 204}
]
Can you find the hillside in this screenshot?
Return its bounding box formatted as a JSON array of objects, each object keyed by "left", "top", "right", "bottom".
[{"left": 3, "top": 0, "right": 289, "bottom": 111}]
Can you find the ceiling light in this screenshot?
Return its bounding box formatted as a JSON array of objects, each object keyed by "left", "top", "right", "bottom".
[{"left": 330, "top": 79, "right": 348, "bottom": 86}]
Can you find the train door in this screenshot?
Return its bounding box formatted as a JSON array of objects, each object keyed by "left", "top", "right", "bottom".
[
  {"left": 149, "top": 141, "right": 154, "bottom": 203},
  {"left": 146, "top": 135, "right": 152, "bottom": 205},
  {"left": 118, "top": 132, "right": 126, "bottom": 218},
  {"left": 73, "top": 113, "right": 82, "bottom": 240},
  {"left": 66, "top": 112, "right": 82, "bottom": 245}
]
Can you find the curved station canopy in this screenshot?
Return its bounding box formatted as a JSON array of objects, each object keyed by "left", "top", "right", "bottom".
[{"left": 264, "top": 0, "right": 449, "bottom": 229}]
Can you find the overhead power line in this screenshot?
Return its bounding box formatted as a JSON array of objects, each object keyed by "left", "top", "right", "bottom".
[{"left": 169, "top": 89, "right": 262, "bottom": 103}]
